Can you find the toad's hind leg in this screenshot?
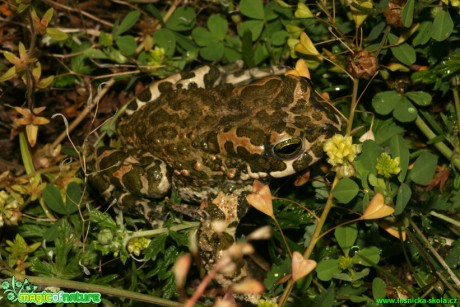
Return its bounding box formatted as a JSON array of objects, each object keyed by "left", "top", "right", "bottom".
[
  {"left": 87, "top": 148, "right": 171, "bottom": 223},
  {"left": 198, "top": 186, "right": 253, "bottom": 288}
]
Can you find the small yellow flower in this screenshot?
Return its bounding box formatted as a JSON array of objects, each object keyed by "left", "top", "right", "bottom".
[
  {"left": 0, "top": 190, "right": 22, "bottom": 227},
  {"left": 338, "top": 255, "right": 353, "bottom": 270},
  {"left": 147, "top": 47, "right": 165, "bottom": 67},
  {"left": 257, "top": 299, "right": 278, "bottom": 307},
  {"left": 376, "top": 153, "right": 401, "bottom": 178},
  {"left": 323, "top": 134, "right": 362, "bottom": 166},
  {"left": 127, "top": 237, "right": 151, "bottom": 256},
  {"left": 13, "top": 106, "right": 50, "bottom": 147},
  {"left": 0, "top": 190, "right": 8, "bottom": 204},
  {"left": 3, "top": 42, "right": 37, "bottom": 74}
]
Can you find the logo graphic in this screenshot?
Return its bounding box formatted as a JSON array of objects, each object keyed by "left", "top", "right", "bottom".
[{"left": 2, "top": 276, "right": 101, "bottom": 305}]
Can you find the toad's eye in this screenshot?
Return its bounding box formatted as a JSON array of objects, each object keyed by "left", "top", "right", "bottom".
[{"left": 273, "top": 137, "right": 303, "bottom": 160}]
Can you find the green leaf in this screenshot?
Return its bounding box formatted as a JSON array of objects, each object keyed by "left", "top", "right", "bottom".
[
  {"left": 395, "top": 183, "right": 411, "bottom": 215},
  {"left": 390, "top": 135, "right": 409, "bottom": 182},
  {"left": 368, "top": 173, "right": 386, "bottom": 190},
  {"left": 335, "top": 225, "right": 357, "bottom": 254},
  {"left": 413, "top": 21, "right": 432, "bottom": 46},
  {"left": 239, "top": 20, "right": 264, "bottom": 41},
  {"left": 253, "top": 43, "right": 269, "bottom": 65},
  {"left": 154, "top": 28, "right": 176, "bottom": 56},
  {"left": 285, "top": 24, "right": 302, "bottom": 39},
  {"left": 420, "top": 110, "right": 444, "bottom": 135},
  {"left": 71, "top": 51, "right": 92, "bottom": 74},
  {"left": 368, "top": 21, "right": 386, "bottom": 41},
  {"left": 271, "top": 30, "right": 289, "bottom": 46},
  {"left": 166, "top": 7, "right": 196, "bottom": 31},
  {"left": 372, "top": 91, "right": 401, "bottom": 115},
  {"left": 32, "top": 219, "right": 81, "bottom": 279},
  {"left": 46, "top": 28, "right": 68, "bottom": 41},
  {"left": 240, "top": 0, "right": 265, "bottom": 19},
  {"left": 89, "top": 210, "right": 117, "bottom": 229},
  {"left": 264, "top": 1, "right": 280, "bottom": 21},
  {"left": 333, "top": 178, "right": 359, "bottom": 204},
  {"left": 169, "top": 231, "right": 188, "bottom": 247},
  {"left": 42, "top": 184, "right": 65, "bottom": 214},
  {"left": 336, "top": 285, "right": 367, "bottom": 299},
  {"left": 406, "top": 91, "right": 432, "bottom": 106},
  {"left": 107, "top": 48, "right": 128, "bottom": 64},
  {"left": 445, "top": 241, "right": 460, "bottom": 268},
  {"left": 43, "top": 184, "right": 79, "bottom": 216},
  {"left": 312, "top": 288, "right": 335, "bottom": 307},
  {"left": 402, "top": 0, "right": 414, "bottom": 27},
  {"left": 144, "top": 234, "right": 167, "bottom": 261},
  {"left": 146, "top": 5, "right": 164, "bottom": 25},
  {"left": 0, "top": 66, "right": 16, "bottom": 83},
  {"left": 353, "top": 268, "right": 370, "bottom": 281},
  {"left": 374, "top": 120, "right": 405, "bottom": 145},
  {"left": 17, "top": 3, "right": 30, "bottom": 14},
  {"left": 83, "top": 48, "right": 109, "bottom": 59},
  {"left": 65, "top": 182, "right": 81, "bottom": 215},
  {"left": 350, "top": 295, "right": 369, "bottom": 303},
  {"left": 316, "top": 259, "right": 341, "bottom": 281},
  {"left": 333, "top": 272, "right": 352, "bottom": 282},
  {"left": 31, "top": 258, "right": 55, "bottom": 276},
  {"left": 242, "top": 30, "right": 255, "bottom": 67},
  {"left": 162, "top": 274, "right": 178, "bottom": 299},
  {"left": 150, "top": 245, "right": 179, "bottom": 279},
  {"left": 431, "top": 9, "right": 453, "bottom": 42},
  {"left": 208, "top": 14, "right": 228, "bottom": 40},
  {"left": 199, "top": 41, "right": 224, "bottom": 61},
  {"left": 409, "top": 152, "right": 438, "bottom": 185},
  {"left": 115, "top": 35, "right": 137, "bottom": 56},
  {"left": 192, "top": 27, "right": 213, "bottom": 46},
  {"left": 114, "top": 11, "right": 140, "bottom": 37},
  {"left": 373, "top": 277, "right": 387, "bottom": 300},
  {"left": 173, "top": 32, "right": 196, "bottom": 52},
  {"left": 54, "top": 221, "right": 81, "bottom": 279},
  {"left": 352, "top": 246, "right": 380, "bottom": 266},
  {"left": 393, "top": 99, "right": 417, "bottom": 122},
  {"left": 388, "top": 33, "right": 416, "bottom": 65},
  {"left": 295, "top": 3, "right": 314, "bottom": 18},
  {"left": 37, "top": 75, "right": 54, "bottom": 89},
  {"left": 224, "top": 46, "right": 242, "bottom": 62},
  {"left": 264, "top": 257, "right": 291, "bottom": 290}
]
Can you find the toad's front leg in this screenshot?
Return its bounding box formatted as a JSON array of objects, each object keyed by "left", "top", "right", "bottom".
[{"left": 197, "top": 186, "right": 254, "bottom": 288}]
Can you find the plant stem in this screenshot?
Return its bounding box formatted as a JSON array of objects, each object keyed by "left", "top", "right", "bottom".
[
  {"left": 19, "top": 132, "right": 56, "bottom": 221},
  {"left": 414, "top": 115, "right": 460, "bottom": 171},
  {"left": 452, "top": 76, "right": 460, "bottom": 130},
  {"left": 429, "top": 210, "right": 460, "bottom": 227},
  {"left": 122, "top": 222, "right": 199, "bottom": 247},
  {"left": 409, "top": 218, "right": 460, "bottom": 289},
  {"left": 346, "top": 78, "right": 359, "bottom": 135},
  {"left": 278, "top": 176, "right": 339, "bottom": 306},
  {"left": 279, "top": 74, "right": 359, "bottom": 305},
  {"left": 10, "top": 274, "right": 184, "bottom": 306},
  {"left": 51, "top": 78, "right": 116, "bottom": 149}
]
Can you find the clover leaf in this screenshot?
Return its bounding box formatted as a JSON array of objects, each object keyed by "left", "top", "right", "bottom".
[
  {"left": 372, "top": 90, "right": 432, "bottom": 123},
  {"left": 192, "top": 14, "right": 227, "bottom": 61}
]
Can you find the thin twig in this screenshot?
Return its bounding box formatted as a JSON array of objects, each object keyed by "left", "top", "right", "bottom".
[
  {"left": 51, "top": 78, "right": 116, "bottom": 149},
  {"left": 278, "top": 176, "right": 339, "bottom": 306},
  {"left": 409, "top": 218, "right": 460, "bottom": 288},
  {"left": 43, "top": 0, "right": 114, "bottom": 27}
]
